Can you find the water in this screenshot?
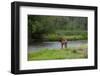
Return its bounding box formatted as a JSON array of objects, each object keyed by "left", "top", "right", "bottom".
[{"left": 28, "top": 40, "right": 87, "bottom": 52}]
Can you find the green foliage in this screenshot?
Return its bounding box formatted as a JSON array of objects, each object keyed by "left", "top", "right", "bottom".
[
  {"left": 28, "top": 45, "right": 88, "bottom": 61},
  {"left": 28, "top": 15, "right": 88, "bottom": 42}
]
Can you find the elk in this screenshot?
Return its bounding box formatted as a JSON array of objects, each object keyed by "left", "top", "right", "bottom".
[{"left": 59, "top": 38, "right": 68, "bottom": 48}]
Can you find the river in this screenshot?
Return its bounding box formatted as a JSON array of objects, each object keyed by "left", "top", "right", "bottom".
[{"left": 28, "top": 40, "right": 87, "bottom": 52}]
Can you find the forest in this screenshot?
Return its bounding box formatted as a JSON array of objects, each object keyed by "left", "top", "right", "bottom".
[{"left": 28, "top": 15, "right": 87, "bottom": 44}]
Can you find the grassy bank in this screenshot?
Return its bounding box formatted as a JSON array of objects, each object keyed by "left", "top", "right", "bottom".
[
  {"left": 28, "top": 45, "right": 88, "bottom": 61},
  {"left": 43, "top": 31, "right": 87, "bottom": 41},
  {"left": 29, "top": 31, "right": 87, "bottom": 43},
  {"left": 46, "top": 35, "right": 87, "bottom": 41}
]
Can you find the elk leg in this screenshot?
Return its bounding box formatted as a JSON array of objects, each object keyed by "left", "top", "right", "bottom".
[{"left": 65, "top": 42, "right": 67, "bottom": 48}]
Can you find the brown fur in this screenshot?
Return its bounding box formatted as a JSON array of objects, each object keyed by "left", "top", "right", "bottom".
[{"left": 60, "top": 38, "right": 67, "bottom": 48}]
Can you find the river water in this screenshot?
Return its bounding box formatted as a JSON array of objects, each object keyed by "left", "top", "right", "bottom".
[{"left": 28, "top": 40, "right": 87, "bottom": 52}]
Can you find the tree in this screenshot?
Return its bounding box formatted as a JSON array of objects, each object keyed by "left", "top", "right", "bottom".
[{"left": 28, "top": 15, "right": 87, "bottom": 43}]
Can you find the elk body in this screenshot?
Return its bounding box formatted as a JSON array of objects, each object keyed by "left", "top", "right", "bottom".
[{"left": 60, "top": 38, "right": 68, "bottom": 48}]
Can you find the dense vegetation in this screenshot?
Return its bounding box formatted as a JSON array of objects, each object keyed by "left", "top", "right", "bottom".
[{"left": 28, "top": 15, "right": 88, "bottom": 43}]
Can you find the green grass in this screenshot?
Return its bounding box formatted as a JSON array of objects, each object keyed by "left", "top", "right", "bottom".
[
  {"left": 44, "top": 31, "right": 87, "bottom": 41},
  {"left": 30, "top": 31, "right": 87, "bottom": 42},
  {"left": 28, "top": 45, "right": 88, "bottom": 61},
  {"left": 46, "top": 35, "right": 87, "bottom": 41}
]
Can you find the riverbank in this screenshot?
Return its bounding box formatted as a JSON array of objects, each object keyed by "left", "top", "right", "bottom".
[
  {"left": 28, "top": 45, "right": 87, "bottom": 61},
  {"left": 45, "top": 34, "right": 87, "bottom": 41},
  {"left": 29, "top": 31, "right": 87, "bottom": 43}
]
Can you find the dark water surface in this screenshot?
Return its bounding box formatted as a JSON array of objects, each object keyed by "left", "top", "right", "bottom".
[{"left": 28, "top": 40, "right": 87, "bottom": 52}]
